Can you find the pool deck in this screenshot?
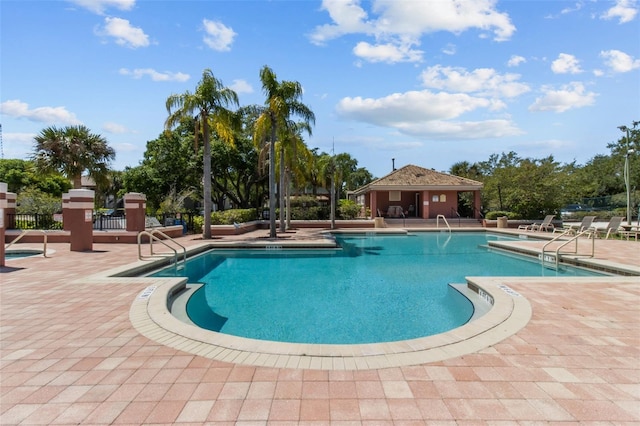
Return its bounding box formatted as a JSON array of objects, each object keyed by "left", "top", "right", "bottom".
[{"left": 1, "top": 227, "right": 639, "bottom": 424}]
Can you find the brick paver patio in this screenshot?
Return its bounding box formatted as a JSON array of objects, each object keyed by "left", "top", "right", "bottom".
[{"left": 1, "top": 228, "right": 638, "bottom": 424}]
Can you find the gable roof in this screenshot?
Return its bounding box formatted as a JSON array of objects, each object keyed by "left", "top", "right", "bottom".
[{"left": 352, "top": 164, "right": 483, "bottom": 195}]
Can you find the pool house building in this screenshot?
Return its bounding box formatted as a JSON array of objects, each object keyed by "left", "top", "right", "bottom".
[{"left": 352, "top": 164, "right": 484, "bottom": 220}]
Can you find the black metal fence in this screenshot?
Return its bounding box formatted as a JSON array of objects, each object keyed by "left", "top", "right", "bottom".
[
  {"left": 7, "top": 212, "right": 199, "bottom": 234},
  {"left": 6, "top": 214, "right": 61, "bottom": 230}
]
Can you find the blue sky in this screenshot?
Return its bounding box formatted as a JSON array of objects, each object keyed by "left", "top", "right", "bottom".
[{"left": 2, "top": 0, "right": 639, "bottom": 178}]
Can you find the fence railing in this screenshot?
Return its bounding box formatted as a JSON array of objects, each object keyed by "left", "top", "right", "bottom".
[
  {"left": 6, "top": 212, "right": 198, "bottom": 234},
  {"left": 6, "top": 214, "right": 61, "bottom": 230}
]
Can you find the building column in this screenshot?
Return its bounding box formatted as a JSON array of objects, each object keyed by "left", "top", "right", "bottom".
[
  {"left": 62, "top": 193, "right": 71, "bottom": 231},
  {"left": 370, "top": 191, "right": 378, "bottom": 216},
  {"left": 421, "top": 190, "right": 430, "bottom": 219},
  {"left": 124, "top": 192, "right": 146, "bottom": 232},
  {"left": 474, "top": 190, "right": 482, "bottom": 219},
  {"left": 67, "top": 189, "right": 95, "bottom": 252}
]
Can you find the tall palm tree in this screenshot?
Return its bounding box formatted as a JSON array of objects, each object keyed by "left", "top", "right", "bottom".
[
  {"left": 277, "top": 122, "right": 312, "bottom": 229},
  {"left": 32, "top": 125, "right": 115, "bottom": 189},
  {"left": 165, "top": 68, "right": 238, "bottom": 239},
  {"left": 254, "top": 66, "right": 315, "bottom": 237}
]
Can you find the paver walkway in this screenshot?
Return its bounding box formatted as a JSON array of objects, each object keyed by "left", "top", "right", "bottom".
[{"left": 1, "top": 228, "right": 639, "bottom": 424}]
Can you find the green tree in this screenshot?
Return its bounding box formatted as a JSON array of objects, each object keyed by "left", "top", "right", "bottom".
[
  {"left": 0, "top": 158, "right": 71, "bottom": 196},
  {"left": 254, "top": 66, "right": 315, "bottom": 237},
  {"left": 32, "top": 125, "right": 115, "bottom": 189},
  {"left": 165, "top": 68, "right": 239, "bottom": 239}
]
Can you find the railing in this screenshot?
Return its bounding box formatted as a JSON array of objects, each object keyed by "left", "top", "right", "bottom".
[
  {"left": 450, "top": 208, "right": 461, "bottom": 227},
  {"left": 137, "top": 229, "right": 186, "bottom": 264},
  {"left": 93, "top": 213, "right": 126, "bottom": 230},
  {"left": 540, "top": 228, "right": 595, "bottom": 269},
  {"left": 436, "top": 214, "right": 451, "bottom": 232},
  {"left": 7, "top": 213, "right": 60, "bottom": 230},
  {"left": 5, "top": 229, "right": 48, "bottom": 257}
]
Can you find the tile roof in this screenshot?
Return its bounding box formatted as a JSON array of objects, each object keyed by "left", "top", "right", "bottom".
[{"left": 353, "top": 164, "right": 483, "bottom": 193}]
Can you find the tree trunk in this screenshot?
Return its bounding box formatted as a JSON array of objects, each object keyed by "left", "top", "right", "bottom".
[
  {"left": 268, "top": 125, "right": 277, "bottom": 238},
  {"left": 285, "top": 169, "right": 291, "bottom": 230},
  {"left": 72, "top": 174, "right": 82, "bottom": 189},
  {"left": 202, "top": 115, "right": 212, "bottom": 239},
  {"left": 279, "top": 144, "right": 286, "bottom": 233}
]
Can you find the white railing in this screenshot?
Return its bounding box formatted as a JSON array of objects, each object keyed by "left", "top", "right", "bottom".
[
  {"left": 540, "top": 228, "right": 595, "bottom": 269},
  {"left": 137, "top": 229, "right": 186, "bottom": 264},
  {"left": 436, "top": 214, "right": 451, "bottom": 232},
  {"left": 5, "top": 229, "right": 48, "bottom": 257}
]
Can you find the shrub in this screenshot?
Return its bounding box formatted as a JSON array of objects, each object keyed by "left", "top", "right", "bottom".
[
  {"left": 485, "top": 211, "right": 521, "bottom": 220},
  {"left": 337, "top": 199, "right": 362, "bottom": 219}
]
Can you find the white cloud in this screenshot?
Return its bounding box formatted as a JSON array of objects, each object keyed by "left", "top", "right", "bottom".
[
  {"left": 2, "top": 132, "right": 36, "bottom": 159},
  {"left": 310, "top": 0, "right": 515, "bottom": 64},
  {"left": 202, "top": 19, "right": 236, "bottom": 51},
  {"left": 551, "top": 53, "right": 583, "bottom": 74},
  {"left": 601, "top": 0, "right": 638, "bottom": 23},
  {"left": 102, "top": 122, "right": 128, "bottom": 134},
  {"left": 0, "top": 100, "right": 82, "bottom": 125},
  {"left": 229, "top": 79, "right": 253, "bottom": 94},
  {"left": 529, "top": 82, "right": 597, "bottom": 113},
  {"left": 507, "top": 55, "right": 526, "bottom": 67},
  {"left": 99, "top": 17, "right": 149, "bottom": 48},
  {"left": 68, "top": 0, "right": 135, "bottom": 15},
  {"left": 119, "top": 68, "right": 190, "bottom": 82},
  {"left": 442, "top": 43, "right": 456, "bottom": 55},
  {"left": 335, "top": 90, "right": 521, "bottom": 139},
  {"left": 353, "top": 41, "right": 423, "bottom": 63},
  {"left": 600, "top": 49, "right": 640, "bottom": 72},
  {"left": 420, "top": 65, "right": 530, "bottom": 98}
]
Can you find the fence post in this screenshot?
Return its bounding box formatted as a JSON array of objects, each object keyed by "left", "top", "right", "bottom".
[
  {"left": 124, "top": 192, "right": 146, "bottom": 232},
  {"left": 68, "top": 189, "right": 95, "bottom": 252}
]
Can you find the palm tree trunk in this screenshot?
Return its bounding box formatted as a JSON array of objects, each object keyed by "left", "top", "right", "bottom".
[
  {"left": 202, "top": 116, "right": 212, "bottom": 239},
  {"left": 268, "top": 127, "right": 277, "bottom": 238},
  {"left": 279, "top": 144, "right": 286, "bottom": 232},
  {"left": 285, "top": 169, "right": 291, "bottom": 230},
  {"left": 72, "top": 174, "right": 82, "bottom": 189}
]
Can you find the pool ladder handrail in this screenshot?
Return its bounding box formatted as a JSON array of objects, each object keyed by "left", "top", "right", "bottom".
[
  {"left": 541, "top": 228, "right": 595, "bottom": 269},
  {"left": 137, "top": 229, "right": 186, "bottom": 264},
  {"left": 5, "top": 229, "right": 48, "bottom": 257},
  {"left": 436, "top": 214, "right": 451, "bottom": 232}
]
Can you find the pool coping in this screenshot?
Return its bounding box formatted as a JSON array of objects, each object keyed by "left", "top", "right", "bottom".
[
  {"left": 128, "top": 275, "right": 532, "bottom": 370},
  {"left": 116, "top": 231, "right": 636, "bottom": 370}
]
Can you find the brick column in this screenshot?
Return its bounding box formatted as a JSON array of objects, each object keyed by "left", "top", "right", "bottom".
[
  {"left": 68, "top": 189, "right": 95, "bottom": 252},
  {"left": 0, "top": 183, "right": 6, "bottom": 267},
  {"left": 124, "top": 192, "right": 146, "bottom": 232},
  {"left": 5, "top": 191, "right": 16, "bottom": 230},
  {"left": 62, "top": 193, "right": 71, "bottom": 231}
]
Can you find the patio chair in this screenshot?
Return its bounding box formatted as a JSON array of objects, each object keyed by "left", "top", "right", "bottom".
[
  {"left": 592, "top": 216, "right": 624, "bottom": 239},
  {"left": 564, "top": 215, "right": 596, "bottom": 235},
  {"left": 531, "top": 214, "right": 556, "bottom": 232}
]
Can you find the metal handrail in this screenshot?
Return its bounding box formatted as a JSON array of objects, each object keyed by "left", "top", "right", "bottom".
[
  {"left": 450, "top": 208, "right": 461, "bottom": 227},
  {"left": 137, "top": 230, "right": 186, "bottom": 264},
  {"left": 5, "top": 229, "right": 48, "bottom": 257},
  {"left": 436, "top": 214, "right": 451, "bottom": 232},
  {"left": 541, "top": 228, "right": 595, "bottom": 269}
]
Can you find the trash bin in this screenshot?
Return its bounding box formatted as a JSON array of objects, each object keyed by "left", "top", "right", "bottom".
[
  {"left": 497, "top": 216, "right": 508, "bottom": 228},
  {"left": 374, "top": 217, "right": 385, "bottom": 228}
]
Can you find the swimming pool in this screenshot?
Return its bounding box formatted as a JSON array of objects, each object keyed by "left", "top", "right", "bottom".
[{"left": 152, "top": 232, "right": 602, "bottom": 344}]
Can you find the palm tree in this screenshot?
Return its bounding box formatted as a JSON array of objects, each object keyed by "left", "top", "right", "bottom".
[
  {"left": 32, "top": 125, "right": 115, "bottom": 189},
  {"left": 254, "top": 66, "right": 315, "bottom": 237},
  {"left": 277, "top": 123, "right": 312, "bottom": 229},
  {"left": 165, "top": 68, "right": 238, "bottom": 239}
]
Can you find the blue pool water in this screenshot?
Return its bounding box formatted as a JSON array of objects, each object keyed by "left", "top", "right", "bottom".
[{"left": 152, "top": 232, "right": 602, "bottom": 344}]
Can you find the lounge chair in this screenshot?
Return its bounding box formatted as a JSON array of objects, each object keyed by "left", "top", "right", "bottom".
[
  {"left": 563, "top": 215, "right": 596, "bottom": 235},
  {"left": 519, "top": 214, "right": 555, "bottom": 232},
  {"left": 592, "top": 216, "right": 624, "bottom": 239}
]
